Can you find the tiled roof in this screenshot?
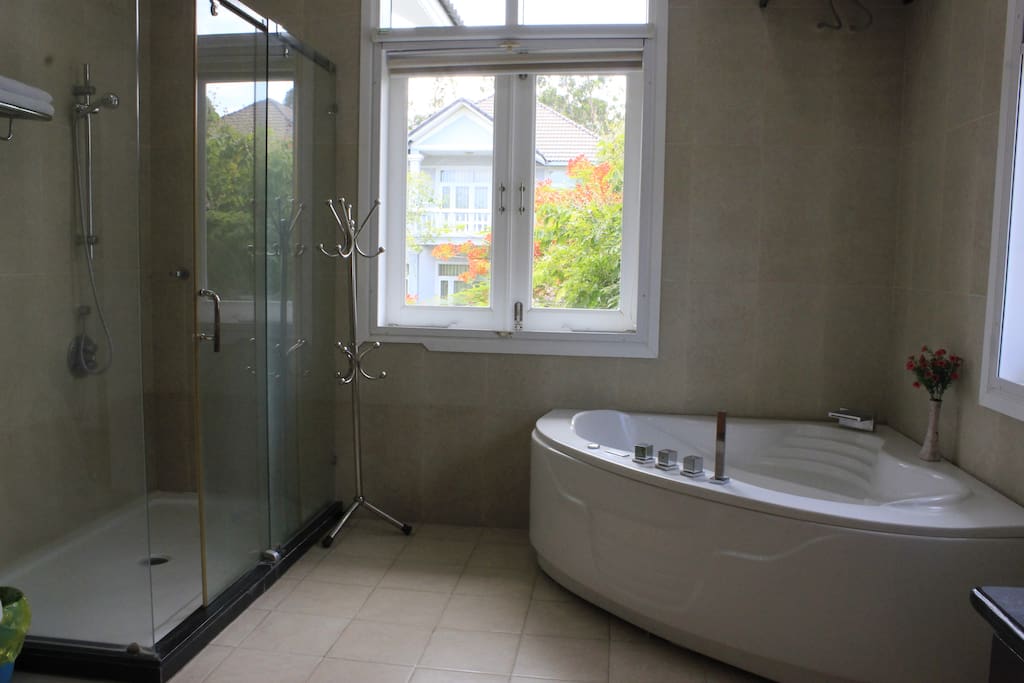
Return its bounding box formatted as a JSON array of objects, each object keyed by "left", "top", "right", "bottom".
[
  {"left": 416, "top": 96, "right": 600, "bottom": 166},
  {"left": 220, "top": 99, "right": 294, "bottom": 139}
]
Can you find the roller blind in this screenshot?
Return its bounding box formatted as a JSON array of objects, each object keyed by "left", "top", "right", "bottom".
[{"left": 383, "top": 38, "right": 645, "bottom": 75}]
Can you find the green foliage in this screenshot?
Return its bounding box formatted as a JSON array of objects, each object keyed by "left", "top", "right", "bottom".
[
  {"left": 537, "top": 75, "right": 623, "bottom": 136},
  {"left": 532, "top": 135, "right": 624, "bottom": 310},
  {"left": 203, "top": 96, "right": 294, "bottom": 299}
]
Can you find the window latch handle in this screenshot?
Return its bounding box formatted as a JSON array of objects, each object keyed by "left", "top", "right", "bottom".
[
  {"left": 518, "top": 183, "right": 526, "bottom": 215},
  {"left": 499, "top": 184, "right": 507, "bottom": 214}
]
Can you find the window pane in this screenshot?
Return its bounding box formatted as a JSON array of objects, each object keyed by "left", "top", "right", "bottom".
[
  {"left": 532, "top": 75, "right": 626, "bottom": 310},
  {"left": 521, "top": 0, "right": 647, "bottom": 25},
  {"left": 474, "top": 187, "right": 489, "bottom": 209},
  {"left": 386, "top": 0, "right": 504, "bottom": 28},
  {"left": 406, "top": 75, "right": 494, "bottom": 307},
  {"left": 1000, "top": 63, "right": 1024, "bottom": 384}
]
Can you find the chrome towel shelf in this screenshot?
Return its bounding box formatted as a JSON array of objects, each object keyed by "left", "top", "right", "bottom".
[{"left": 0, "top": 100, "right": 52, "bottom": 142}]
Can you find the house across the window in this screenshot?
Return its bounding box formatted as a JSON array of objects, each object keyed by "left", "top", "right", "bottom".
[{"left": 405, "top": 95, "right": 600, "bottom": 307}]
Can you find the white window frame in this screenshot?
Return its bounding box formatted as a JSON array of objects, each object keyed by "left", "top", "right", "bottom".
[
  {"left": 982, "top": 0, "right": 1024, "bottom": 420},
  {"left": 357, "top": 0, "right": 667, "bottom": 358}
]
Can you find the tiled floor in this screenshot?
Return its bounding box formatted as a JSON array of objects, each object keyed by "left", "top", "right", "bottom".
[{"left": 16, "top": 517, "right": 768, "bottom": 683}]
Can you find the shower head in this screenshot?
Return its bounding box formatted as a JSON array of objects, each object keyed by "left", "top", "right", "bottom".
[{"left": 74, "top": 93, "right": 119, "bottom": 117}]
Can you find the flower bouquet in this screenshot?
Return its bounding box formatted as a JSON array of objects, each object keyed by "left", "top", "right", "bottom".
[{"left": 905, "top": 346, "right": 963, "bottom": 461}]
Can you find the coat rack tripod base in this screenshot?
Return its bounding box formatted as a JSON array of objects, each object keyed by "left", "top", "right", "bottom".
[
  {"left": 320, "top": 196, "right": 412, "bottom": 548},
  {"left": 322, "top": 496, "right": 412, "bottom": 548}
]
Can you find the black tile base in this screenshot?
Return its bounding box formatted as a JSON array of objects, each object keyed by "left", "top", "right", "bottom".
[{"left": 17, "top": 502, "right": 345, "bottom": 682}]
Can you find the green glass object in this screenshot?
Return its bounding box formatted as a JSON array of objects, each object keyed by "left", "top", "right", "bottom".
[{"left": 0, "top": 587, "right": 31, "bottom": 665}]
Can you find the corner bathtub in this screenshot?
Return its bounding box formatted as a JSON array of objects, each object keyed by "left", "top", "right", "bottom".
[{"left": 529, "top": 410, "right": 1024, "bottom": 683}]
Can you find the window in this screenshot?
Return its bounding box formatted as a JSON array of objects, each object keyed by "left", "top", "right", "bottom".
[
  {"left": 983, "top": 0, "right": 1024, "bottom": 420},
  {"left": 359, "top": 0, "right": 667, "bottom": 357}
]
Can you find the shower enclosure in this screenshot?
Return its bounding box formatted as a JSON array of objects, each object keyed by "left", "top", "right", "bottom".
[{"left": 0, "top": 1, "right": 343, "bottom": 679}]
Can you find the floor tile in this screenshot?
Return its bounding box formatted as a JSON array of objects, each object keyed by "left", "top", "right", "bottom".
[
  {"left": 479, "top": 528, "right": 529, "bottom": 545},
  {"left": 532, "top": 572, "right": 574, "bottom": 602},
  {"left": 283, "top": 549, "right": 325, "bottom": 580},
  {"left": 609, "top": 639, "right": 709, "bottom": 683},
  {"left": 309, "top": 554, "right": 393, "bottom": 586},
  {"left": 418, "top": 628, "right": 521, "bottom": 674},
  {"left": 250, "top": 578, "right": 299, "bottom": 610},
  {"left": 334, "top": 531, "right": 410, "bottom": 559},
  {"left": 168, "top": 645, "right": 232, "bottom": 682},
  {"left": 455, "top": 567, "right": 535, "bottom": 599},
  {"left": 609, "top": 616, "right": 649, "bottom": 642},
  {"left": 211, "top": 608, "right": 269, "bottom": 647},
  {"left": 524, "top": 598, "right": 609, "bottom": 639},
  {"left": 379, "top": 559, "right": 464, "bottom": 593},
  {"left": 277, "top": 579, "right": 373, "bottom": 618},
  {"left": 439, "top": 594, "right": 530, "bottom": 633},
  {"left": 308, "top": 658, "right": 413, "bottom": 683},
  {"left": 513, "top": 635, "right": 610, "bottom": 682},
  {"left": 399, "top": 538, "right": 477, "bottom": 565},
  {"left": 238, "top": 610, "right": 349, "bottom": 656},
  {"left": 204, "top": 649, "right": 321, "bottom": 683},
  {"left": 328, "top": 619, "right": 433, "bottom": 666},
  {"left": 415, "top": 524, "right": 484, "bottom": 542},
  {"left": 352, "top": 516, "right": 407, "bottom": 535},
  {"left": 705, "top": 659, "right": 772, "bottom": 682},
  {"left": 468, "top": 543, "right": 536, "bottom": 571},
  {"left": 357, "top": 587, "right": 450, "bottom": 627},
  {"left": 412, "top": 670, "right": 510, "bottom": 683}
]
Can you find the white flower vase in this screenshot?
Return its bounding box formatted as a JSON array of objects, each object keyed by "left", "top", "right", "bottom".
[{"left": 918, "top": 399, "right": 942, "bottom": 462}]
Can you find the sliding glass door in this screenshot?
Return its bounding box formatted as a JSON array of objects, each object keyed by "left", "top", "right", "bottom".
[{"left": 196, "top": 0, "right": 271, "bottom": 601}]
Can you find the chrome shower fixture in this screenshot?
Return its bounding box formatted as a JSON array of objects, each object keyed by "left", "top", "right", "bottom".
[
  {"left": 69, "top": 63, "right": 117, "bottom": 376},
  {"left": 74, "top": 92, "right": 119, "bottom": 117}
]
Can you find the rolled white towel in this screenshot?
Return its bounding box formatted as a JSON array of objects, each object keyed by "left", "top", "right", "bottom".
[
  {"left": 0, "top": 88, "right": 56, "bottom": 117},
  {"left": 0, "top": 75, "right": 52, "bottom": 103}
]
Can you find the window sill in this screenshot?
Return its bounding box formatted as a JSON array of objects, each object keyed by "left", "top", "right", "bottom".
[
  {"left": 979, "top": 383, "right": 1024, "bottom": 423},
  {"left": 369, "top": 325, "right": 658, "bottom": 358}
]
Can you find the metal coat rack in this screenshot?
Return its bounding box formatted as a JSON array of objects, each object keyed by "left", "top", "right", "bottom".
[{"left": 319, "top": 196, "right": 412, "bottom": 547}]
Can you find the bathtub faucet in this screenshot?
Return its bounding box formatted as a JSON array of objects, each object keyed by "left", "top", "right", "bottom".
[
  {"left": 710, "top": 411, "right": 730, "bottom": 484},
  {"left": 828, "top": 408, "right": 875, "bottom": 433}
]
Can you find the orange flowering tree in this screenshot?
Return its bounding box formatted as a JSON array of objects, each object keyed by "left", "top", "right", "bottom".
[
  {"left": 431, "top": 234, "right": 492, "bottom": 306},
  {"left": 427, "top": 129, "right": 625, "bottom": 309},
  {"left": 533, "top": 138, "right": 623, "bottom": 309}
]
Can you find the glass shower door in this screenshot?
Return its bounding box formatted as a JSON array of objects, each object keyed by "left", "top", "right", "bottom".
[
  {"left": 266, "top": 33, "right": 338, "bottom": 547},
  {"left": 196, "top": 1, "right": 271, "bottom": 601}
]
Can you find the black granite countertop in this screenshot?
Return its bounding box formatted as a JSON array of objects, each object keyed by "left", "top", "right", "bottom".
[{"left": 972, "top": 586, "right": 1024, "bottom": 660}]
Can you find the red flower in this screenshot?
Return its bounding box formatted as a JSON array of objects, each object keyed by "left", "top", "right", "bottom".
[
  {"left": 905, "top": 361, "right": 915, "bottom": 370},
  {"left": 936, "top": 348, "right": 947, "bottom": 356},
  {"left": 921, "top": 346, "right": 928, "bottom": 352},
  {"left": 913, "top": 382, "right": 921, "bottom": 388},
  {"left": 951, "top": 373, "right": 959, "bottom": 380}
]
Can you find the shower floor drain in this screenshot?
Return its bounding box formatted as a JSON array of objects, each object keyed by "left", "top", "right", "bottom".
[{"left": 142, "top": 556, "right": 171, "bottom": 566}]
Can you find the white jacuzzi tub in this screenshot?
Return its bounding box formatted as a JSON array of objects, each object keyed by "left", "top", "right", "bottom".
[{"left": 530, "top": 409, "right": 1024, "bottom": 683}]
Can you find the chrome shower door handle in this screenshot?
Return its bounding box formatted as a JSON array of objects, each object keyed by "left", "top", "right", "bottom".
[{"left": 197, "top": 288, "right": 222, "bottom": 352}]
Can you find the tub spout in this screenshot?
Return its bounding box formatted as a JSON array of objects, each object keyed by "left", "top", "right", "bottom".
[
  {"left": 828, "top": 408, "right": 875, "bottom": 432},
  {"left": 710, "top": 411, "right": 730, "bottom": 484}
]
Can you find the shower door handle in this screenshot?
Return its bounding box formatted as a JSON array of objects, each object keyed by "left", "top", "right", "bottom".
[{"left": 197, "top": 288, "right": 222, "bottom": 353}]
